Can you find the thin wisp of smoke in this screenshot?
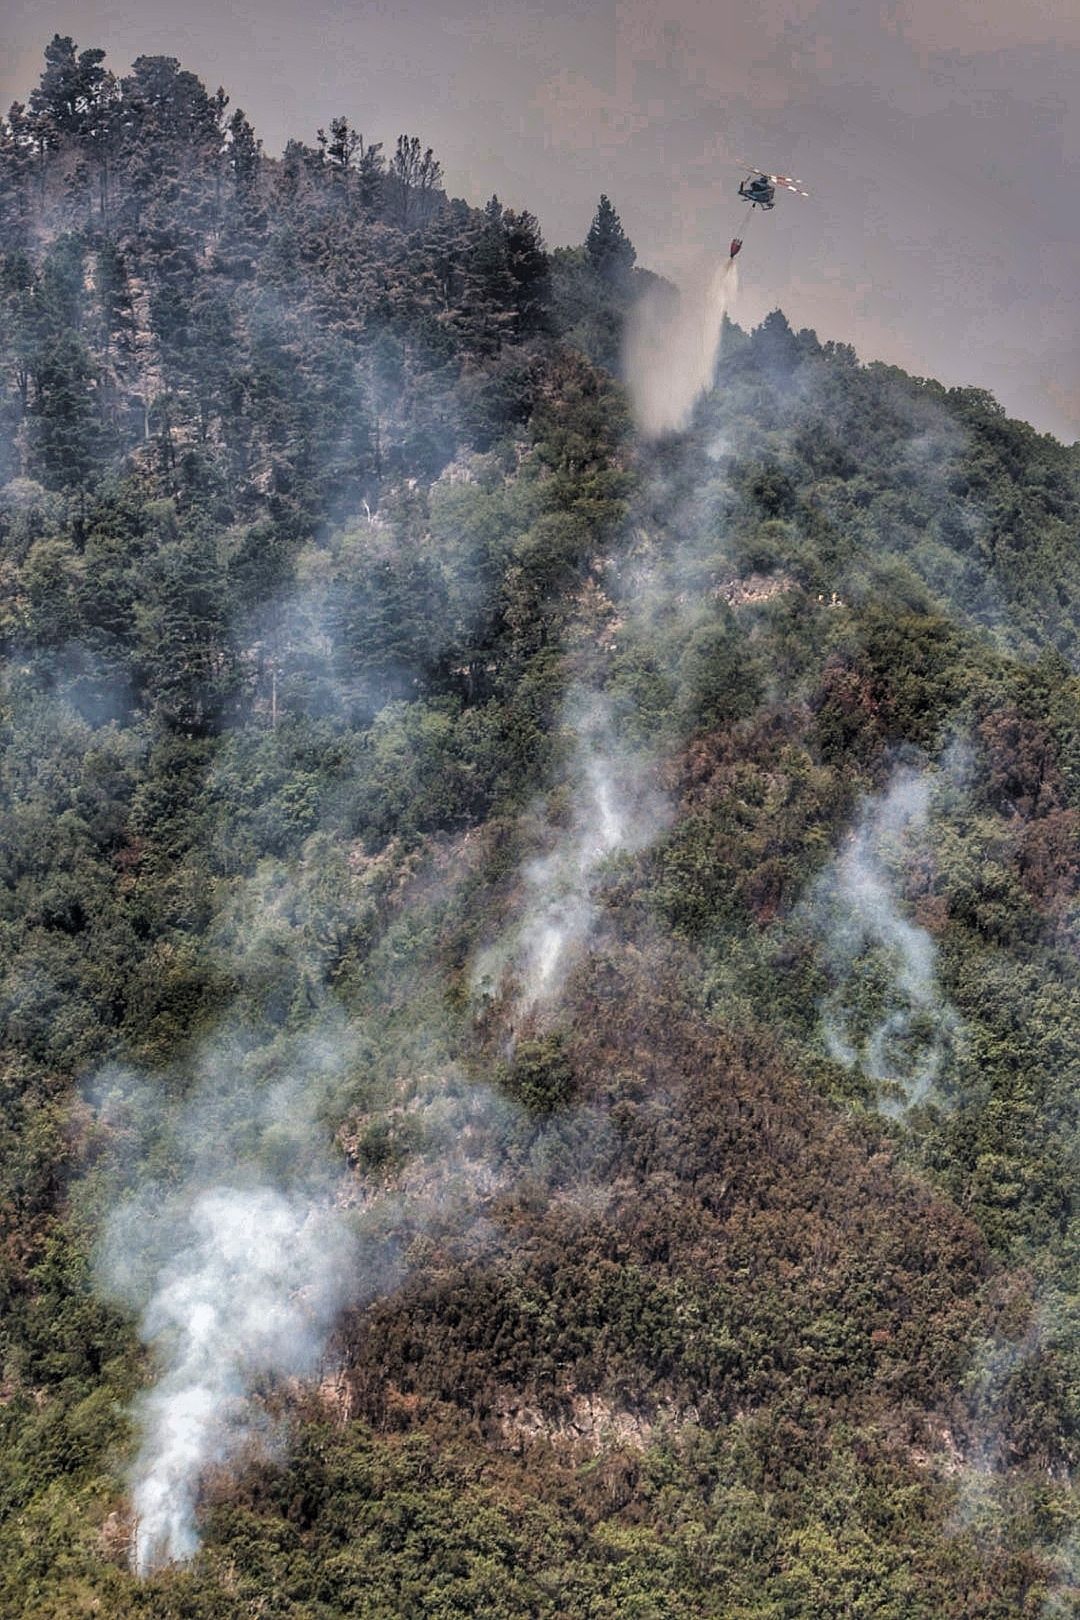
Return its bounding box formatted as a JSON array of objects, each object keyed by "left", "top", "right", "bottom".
[
  {"left": 471, "top": 691, "right": 668, "bottom": 1015},
  {"left": 813, "top": 766, "right": 960, "bottom": 1111},
  {"left": 950, "top": 1291, "right": 1080, "bottom": 1616}
]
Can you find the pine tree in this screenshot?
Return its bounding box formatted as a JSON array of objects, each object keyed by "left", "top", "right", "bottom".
[
  {"left": 116, "top": 56, "right": 228, "bottom": 229},
  {"left": 355, "top": 136, "right": 385, "bottom": 212},
  {"left": 0, "top": 103, "right": 39, "bottom": 241},
  {"left": 226, "top": 109, "right": 260, "bottom": 201},
  {"left": 28, "top": 36, "right": 109, "bottom": 141},
  {"left": 326, "top": 116, "right": 359, "bottom": 191},
  {"left": 138, "top": 523, "right": 236, "bottom": 734},
  {"left": 503, "top": 208, "right": 550, "bottom": 335},
  {"left": 29, "top": 329, "right": 100, "bottom": 490},
  {"left": 752, "top": 308, "right": 800, "bottom": 374},
  {"left": 585, "top": 193, "right": 636, "bottom": 285},
  {"left": 95, "top": 239, "right": 135, "bottom": 360}
]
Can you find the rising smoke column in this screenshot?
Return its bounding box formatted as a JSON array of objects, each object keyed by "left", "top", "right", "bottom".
[
  {"left": 814, "top": 766, "right": 959, "bottom": 1109},
  {"left": 117, "top": 1184, "right": 353, "bottom": 1574},
  {"left": 99, "top": 970, "right": 523, "bottom": 1574},
  {"left": 97, "top": 1021, "right": 367, "bottom": 1574},
  {"left": 472, "top": 691, "right": 668, "bottom": 1014}
]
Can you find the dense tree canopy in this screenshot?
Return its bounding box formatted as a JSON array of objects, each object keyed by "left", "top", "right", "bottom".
[{"left": 1, "top": 34, "right": 1079, "bottom": 1620}]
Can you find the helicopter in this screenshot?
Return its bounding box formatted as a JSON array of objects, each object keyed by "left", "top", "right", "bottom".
[{"left": 729, "top": 163, "right": 809, "bottom": 259}]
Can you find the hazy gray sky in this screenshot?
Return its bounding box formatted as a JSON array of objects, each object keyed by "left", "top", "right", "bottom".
[{"left": 4, "top": 0, "right": 1078, "bottom": 438}]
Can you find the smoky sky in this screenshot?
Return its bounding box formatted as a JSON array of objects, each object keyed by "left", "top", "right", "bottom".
[{"left": 4, "top": 0, "right": 1078, "bottom": 439}]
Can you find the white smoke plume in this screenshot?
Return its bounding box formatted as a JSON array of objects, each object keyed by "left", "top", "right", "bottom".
[
  {"left": 96, "top": 915, "right": 530, "bottom": 1583},
  {"left": 118, "top": 1185, "right": 352, "bottom": 1574},
  {"left": 472, "top": 691, "right": 668, "bottom": 1014},
  {"left": 624, "top": 257, "right": 738, "bottom": 438},
  {"left": 815, "top": 766, "right": 960, "bottom": 1110},
  {"left": 95, "top": 1019, "right": 371, "bottom": 1575}
]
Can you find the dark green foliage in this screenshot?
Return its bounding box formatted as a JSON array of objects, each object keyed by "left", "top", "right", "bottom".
[
  {"left": 499, "top": 1033, "right": 576, "bottom": 1114},
  {"left": 677, "top": 609, "right": 764, "bottom": 730},
  {"left": 585, "top": 194, "right": 636, "bottom": 286},
  {"left": 29, "top": 35, "right": 111, "bottom": 145}
]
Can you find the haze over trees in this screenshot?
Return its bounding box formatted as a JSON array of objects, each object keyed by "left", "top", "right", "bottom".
[{"left": 1, "top": 33, "right": 1080, "bottom": 1619}]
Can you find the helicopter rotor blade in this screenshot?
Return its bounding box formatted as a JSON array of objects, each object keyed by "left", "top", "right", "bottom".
[{"left": 731, "top": 159, "right": 810, "bottom": 194}]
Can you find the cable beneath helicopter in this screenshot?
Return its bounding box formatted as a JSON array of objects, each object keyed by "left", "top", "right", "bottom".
[{"left": 728, "top": 162, "right": 810, "bottom": 259}]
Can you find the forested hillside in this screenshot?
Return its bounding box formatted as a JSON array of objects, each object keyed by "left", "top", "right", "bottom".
[{"left": 2, "top": 35, "right": 1080, "bottom": 1619}]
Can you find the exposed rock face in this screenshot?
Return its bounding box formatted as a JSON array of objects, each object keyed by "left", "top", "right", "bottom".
[
  {"left": 495, "top": 1389, "right": 681, "bottom": 1454},
  {"left": 714, "top": 571, "right": 797, "bottom": 607}
]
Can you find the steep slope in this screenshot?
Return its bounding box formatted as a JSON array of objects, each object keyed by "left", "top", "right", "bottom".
[{"left": 1, "top": 34, "right": 1079, "bottom": 1620}]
